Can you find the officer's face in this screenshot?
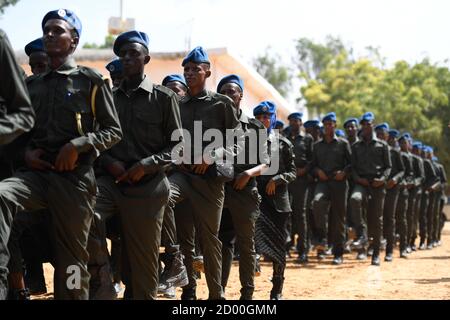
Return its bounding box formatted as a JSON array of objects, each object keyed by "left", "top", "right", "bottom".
[
  {"left": 361, "top": 121, "right": 373, "bottom": 137},
  {"left": 184, "top": 62, "right": 211, "bottom": 89},
  {"left": 29, "top": 52, "right": 49, "bottom": 75},
  {"left": 399, "top": 139, "right": 409, "bottom": 152},
  {"left": 43, "top": 19, "right": 78, "bottom": 57},
  {"left": 111, "top": 74, "right": 124, "bottom": 88},
  {"left": 166, "top": 81, "right": 188, "bottom": 97},
  {"left": 255, "top": 114, "right": 272, "bottom": 129},
  {"left": 376, "top": 129, "right": 388, "bottom": 141},
  {"left": 219, "top": 83, "right": 242, "bottom": 109},
  {"left": 323, "top": 120, "right": 336, "bottom": 136},
  {"left": 119, "top": 43, "right": 150, "bottom": 78},
  {"left": 345, "top": 122, "right": 358, "bottom": 138},
  {"left": 387, "top": 135, "right": 396, "bottom": 146},
  {"left": 289, "top": 119, "right": 302, "bottom": 131}
]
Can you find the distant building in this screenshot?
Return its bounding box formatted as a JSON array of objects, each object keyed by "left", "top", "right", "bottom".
[{"left": 17, "top": 47, "right": 296, "bottom": 119}]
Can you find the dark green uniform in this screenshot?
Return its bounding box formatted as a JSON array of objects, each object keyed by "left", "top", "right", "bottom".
[
  {"left": 0, "top": 30, "right": 36, "bottom": 299},
  {"left": 166, "top": 90, "right": 240, "bottom": 300},
  {"left": 382, "top": 146, "right": 404, "bottom": 254},
  {"left": 395, "top": 151, "right": 411, "bottom": 252},
  {"left": 92, "top": 77, "right": 181, "bottom": 300},
  {"left": 430, "top": 160, "right": 443, "bottom": 244},
  {"left": 434, "top": 162, "right": 447, "bottom": 242},
  {"left": 286, "top": 129, "right": 313, "bottom": 256},
  {"left": 255, "top": 133, "right": 296, "bottom": 299},
  {"left": 219, "top": 111, "right": 268, "bottom": 299},
  {"left": 0, "top": 58, "right": 121, "bottom": 300},
  {"left": 419, "top": 158, "right": 438, "bottom": 246},
  {"left": 311, "top": 135, "right": 352, "bottom": 256},
  {"left": 410, "top": 154, "right": 424, "bottom": 246},
  {"left": 350, "top": 135, "right": 391, "bottom": 255}
]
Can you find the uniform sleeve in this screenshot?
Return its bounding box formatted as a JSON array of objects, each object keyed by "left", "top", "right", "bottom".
[
  {"left": 140, "top": 92, "right": 183, "bottom": 173},
  {"left": 272, "top": 140, "right": 297, "bottom": 185},
  {"left": 70, "top": 80, "right": 122, "bottom": 155},
  {"left": 380, "top": 143, "right": 392, "bottom": 181},
  {"left": 392, "top": 151, "right": 405, "bottom": 183},
  {"left": 423, "top": 160, "right": 438, "bottom": 190},
  {"left": 415, "top": 158, "right": 425, "bottom": 186},
  {"left": 311, "top": 142, "right": 319, "bottom": 176},
  {"left": 304, "top": 135, "right": 314, "bottom": 172},
  {"left": 343, "top": 140, "right": 352, "bottom": 175},
  {"left": 209, "top": 98, "right": 243, "bottom": 163},
  {"left": 351, "top": 144, "right": 362, "bottom": 182},
  {"left": 0, "top": 32, "right": 35, "bottom": 145}
]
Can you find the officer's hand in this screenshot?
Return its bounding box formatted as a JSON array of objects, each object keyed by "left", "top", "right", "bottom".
[
  {"left": 317, "top": 169, "right": 329, "bottom": 182},
  {"left": 297, "top": 167, "right": 307, "bottom": 177},
  {"left": 192, "top": 162, "right": 209, "bottom": 175},
  {"left": 386, "top": 179, "right": 396, "bottom": 189},
  {"left": 372, "top": 178, "right": 385, "bottom": 188},
  {"left": 233, "top": 171, "right": 251, "bottom": 190},
  {"left": 266, "top": 179, "right": 276, "bottom": 196},
  {"left": 106, "top": 161, "right": 127, "bottom": 180},
  {"left": 125, "top": 163, "right": 147, "bottom": 184},
  {"left": 356, "top": 178, "right": 370, "bottom": 186},
  {"left": 334, "top": 171, "right": 346, "bottom": 181},
  {"left": 25, "top": 149, "right": 55, "bottom": 171},
  {"left": 55, "top": 143, "right": 79, "bottom": 172}
]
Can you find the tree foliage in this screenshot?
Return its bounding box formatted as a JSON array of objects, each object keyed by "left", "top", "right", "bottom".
[
  {"left": 83, "top": 34, "right": 115, "bottom": 49},
  {"left": 0, "top": 0, "right": 19, "bottom": 14}
]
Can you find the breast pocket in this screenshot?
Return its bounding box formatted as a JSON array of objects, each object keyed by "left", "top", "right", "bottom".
[
  {"left": 134, "top": 110, "right": 164, "bottom": 147},
  {"left": 58, "top": 89, "right": 93, "bottom": 135}
]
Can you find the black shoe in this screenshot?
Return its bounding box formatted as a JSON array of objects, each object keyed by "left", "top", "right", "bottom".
[
  {"left": 367, "top": 247, "right": 374, "bottom": 257},
  {"left": 400, "top": 250, "right": 408, "bottom": 258},
  {"left": 411, "top": 245, "right": 417, "bottom": 252},
  {"left": 165, "top": 252, "right": 189, "bottom": 288},
  {"left": 332, "top": 256, "right": 343, "bottom": 265},
  {"left": 181, "top": 288, "right": 197, "bottom": 300},
  {"left": 432, "top": 241, "right": 438, "bottom": 248},
  {"left": 356, "top": 251, "right": 367, "bottom": 260},
  {"left": 419, "top": 243, "right": 426, "bottom": 250},
  {"left": 343, "top": 244, "right": 352, "bottom": 254},
  {"left": 294, "top": 253, "right": 308, "bottom": 265},
  {"left": 385, "top": 253, "right": 393, "bottom": 262},
  {"left": 406, "top": 246, "right": 412, "bottom": 254},
  {"left": 352, "top": 237, "right": 368, "bottom": 250},
  {"left": 371, "top": 255, "right": 380, "bottom": 266},
  {"left": 317, "top": 250, "right": 326, "bottom": 261},
  {"left": 426, "top": 243, "right": 433, "bottom": 250}
]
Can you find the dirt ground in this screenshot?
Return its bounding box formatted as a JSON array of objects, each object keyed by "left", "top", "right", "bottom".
[{"left": 35, "top": 223, "right": 450, "bottom": 300}]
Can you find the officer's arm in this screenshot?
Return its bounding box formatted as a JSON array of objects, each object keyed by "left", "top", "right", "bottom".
[
  {"left": 380, "top": 143, "right": 392, "bottom": 181},
  {"left": 140, "top": 92, "right": 183, "bottom": 173},
  {"left": 207, "top": 98, "right": 242, "bottom": 163},
  {"left": 70, "top": 80, "right": 122, "bottom": 155},
  {"left": 415, "top": 159, "right": 425, "bottom": 186},
  {"left": 0, "top": 32, "right": 35, "bottom": 145},
  {"left": 272, "top": 141, "right": 296, "bottom": 185},
  {"left": 304, "top": 135, "right": 314, "bottom": 172},
  {"left": 392, "top": 152, "right": 405, "bottom": 183},
  {"left": 310, "top": 142, "right": 319, "bottom": 176},
  {"left": 351, "top": 145, "right": 362, "bottom": 181},
  {"left": 343, "top": 140, "right": 352, "bottom": 175}
]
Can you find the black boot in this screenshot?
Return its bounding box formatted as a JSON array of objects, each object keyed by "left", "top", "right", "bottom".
[
  {"left": 165, "top": 251, "right": 188, "bottom": 288},
  {"left": 270, "top": 263, "right": 285, "bottom": 300}
]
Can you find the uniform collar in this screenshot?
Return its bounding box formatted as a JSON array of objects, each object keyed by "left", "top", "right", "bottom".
[
  {"left": 321, "top": 134, "right": 338, "bottom": 143},
  {"left": 238, "top": 109, "right": 250, "bottom": 124},
  {"left": 118, "top": 75, "right": 154, "bottom": 94},
  {"left": 184, "top": 89, "right": 212, "bottom": 102},
  {"left": 43, "top": 57, "right": 78, "bottom": 77}
]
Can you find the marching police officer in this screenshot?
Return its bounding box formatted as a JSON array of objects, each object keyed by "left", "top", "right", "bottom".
[
  {"left": 217, "top": 74, "right": 269, "bottom": 300},
  {"left": 350, "top": 112, "right": 391, "bottom": 265},
  {"left": 285, "top": 112, "right": 313, "bottom": 264},
  {"left": 311, "top": 112, "right": 352, "bottom": 265},
  {"left": 0, "top": 9, "right": 122, "bottom": 300},
  {"left": 411, "top": 142, "right": 425, "bottom": 249}
]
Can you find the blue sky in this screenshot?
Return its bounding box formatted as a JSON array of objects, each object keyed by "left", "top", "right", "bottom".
[{"left": 1, "top": 0, "right": 449, "bottom": 67}]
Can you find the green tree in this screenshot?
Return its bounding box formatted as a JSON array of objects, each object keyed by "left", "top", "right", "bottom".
[
  {"left": 253, "top": 48, "right": 292, "bottom": 98},
  {"left": 0, "top": 0, "right": 19, "bottom": 14},
  {"left": 83, "top": 34, "right": 115, "bottom": 49}
]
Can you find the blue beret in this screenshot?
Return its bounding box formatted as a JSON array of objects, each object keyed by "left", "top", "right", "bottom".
[
  {"left": 412, "top": 141, "right": 422, "bottom": 149},
  {"left": 42, "top": 9, "right": 82, "bottom": 37},
  {"left": 322, "top": 112, "right": 336, "bottom": 123},
  {"left": 182, "top": 46, "right": 210, "bottom": 66},
  {"left": 425, "top": 146, "right": 434, "bottom": 153},
  {"left": 343, "top": 117, "right": 359, "bottom": 128},
  {"left": 25, "top": 38, "right": 45, "bottom": 56},
  {"left": 253, "top": 101, "right": 276, "bottom": 116},
  {"left": 275, "top": 120, "right": 285, "bottom": 128},
  {"left": 162, "top": 74, "right": 187, "bottom": 88},
  {"left": 113, "top": 30, "right": 149, "bottom": 56},
  {"left": 360, "top": 112, "right": 375, "bottom": 123},
  {"left": 375, "top": 122, "right": 390, "bottom": 131},
  {"left": 304, "top": 120, "right": 321, "bottom": 129},
  {"left": 105, "top": 59, "right": 123, "bottom": 76},
  {"left": 335, "top": 129, "right": 345, "bottom": 137},
  {"left": 399, "top": 133, "right": 412, "bottom": 142},
  {"left": 288, "top": 112, "right": 303, "bottom": 121},
  {"left": 388, "top": 129, "right": 400, "bottom": 138},
  {"left": 217, "top": 74, "right": 244, "bottom": 92}
]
